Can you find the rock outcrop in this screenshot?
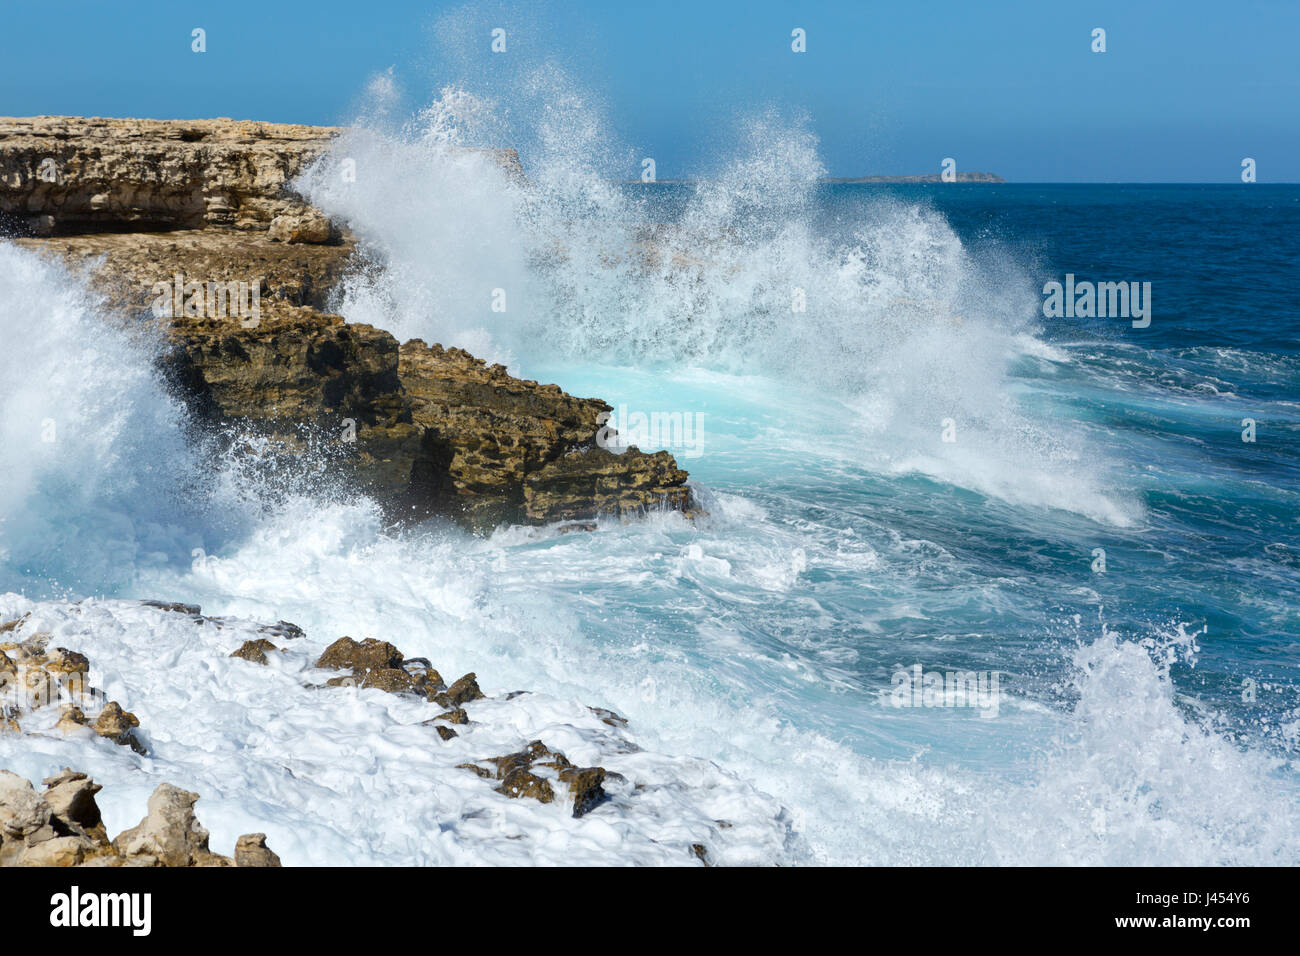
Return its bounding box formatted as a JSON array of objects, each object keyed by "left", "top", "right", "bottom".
[
  {"left": 458, "top": 740, "right": 609, "bottom": 818},
  {"left": 311, "top": 635, "right": 486, "bottom": 734},
  {"left": 1, "top": 116, "right": 695, "bottom": 531},
  {"left": 0, "top": 116, "right": 342, "bottom": 236},
  {"left": 0, "top": 769, "right": 281, "bottom": 867},
  {"left": 0, "top": 623, "right": 145, "bottom": 753}
]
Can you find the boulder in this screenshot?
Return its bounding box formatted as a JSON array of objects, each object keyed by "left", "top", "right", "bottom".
[
  {"left": 234, "top": 833, "right": 282, "bottom": 867},
  {"left": 230, "top": 638, "right": 280, "bottom": 665},
  {"left": 94, "top": 701, "right": 144, "bottom": 752},
  {"left": 315, "top": 637, "right": 404, "bottom": 672},
  {"left": 113, "top": 783, "right": 228, "bottom": 867}
]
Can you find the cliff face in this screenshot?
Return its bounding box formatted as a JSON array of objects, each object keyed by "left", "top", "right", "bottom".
[
  {"left": 1, "top": 116, "right": 692, "bottom": 530},
  {"left": 0, "top": 115, "right": 344, "bottom": 236}
]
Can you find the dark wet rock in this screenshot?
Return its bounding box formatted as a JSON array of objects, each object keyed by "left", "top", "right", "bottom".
[
  {"left": 316, "top": 637, "right": 404, "bottom": 673},
  {"left": 95, "top": 701, "right": 145, "bottom": 754},
  {"left": 442, "top": 673, "right": 485, "bottom": 707},
  {"left": 691, "top": 843, "right": 710, "bottom": 866},
  {"left": 140, "top": 600, "right": 203, "bottom": 615},
  {"left": 230, "top": 638, "right": 279, "bottom": 665},
  {"left": 398, "top": 341, "right": 694, "bottom": 528},
  {"left": 316, "top": 637, "right": 457, "bottom": 708},
  {"left": 588, "top": 706, "right": 628, "bottom": 728},
  {"left": 557, "top": 766, "right": 608, "bottom": 818},
  {"left": 558, "top": 522, "right": 599, "bottom": 534},
  {"left": 259, "top": 620, "right": 305, "bottom": 641},
  {"left": 464, "top": 739, "right": 609, "bottom": 818},
  {"left": 524, "top": 447, "right": 693, "bottom": 524}
]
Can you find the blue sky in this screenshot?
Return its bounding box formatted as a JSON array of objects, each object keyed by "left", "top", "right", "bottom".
[{"left": 3, "top": 0, "right": 1297, "bottom": 181}]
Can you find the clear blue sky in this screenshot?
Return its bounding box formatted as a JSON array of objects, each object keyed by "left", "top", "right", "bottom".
[{"left": 3, "top": 0, "right": 1297, "bottom": 181}]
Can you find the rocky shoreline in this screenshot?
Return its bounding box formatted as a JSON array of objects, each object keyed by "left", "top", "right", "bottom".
[
  {"left": 0, "top": 596, "right": 789, "bottom": 866},
  {"left": 0, "top": 116, "right": 694, "bottom": 530}
]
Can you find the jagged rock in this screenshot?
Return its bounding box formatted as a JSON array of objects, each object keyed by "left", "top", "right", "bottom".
[
  {"left": 94, "top": 701, "right": 144, "bottom": 753},
  {"left": 231, "top": 638, "right": 280, "bottom": 665},
  {"left": 0, "top": 637, "right": 147, "bottom": 752},
  {"left": 432, "top": 726, "right": 458, "bottom": 741},
  {"left": 524, "top": 447, "right": 692, "bottom": 523},
  {"left": 42, "top": 770, "right": 108, "bottom": 844},
  {"left": 442, "top": 673, "right": 484, "bottom": 708},
  {"left": 56, "top": 705, "right": 90, "bottom": 735},
  {"left": 160, "top": 307, "right": 437, "bottom": 512},
  {"left": 316, "top": 637, "right": 454, "bottom": 704},
  {"left": 0, "top": 773, "right": 108, "bottom": 863},
  {"left": 234, "top": 833, "right": 282, "bottom": 867},
  {"left": 44, "top": 648, "right": 89, "bottom": 675},
  {"left": 433, "top": 708, "right": 469, "bottom": 725},
  {"left": 0, "top": 771, "right": 281, "bottom": 868},
  {"left": 464, "top": 740, "right": 608, "bottom": 818},
  {"left": 113, "top": 783, "right": 228, "bottom": 867},
  {"left": 316, "top": 637, "right": 403, "bottom": 673},
  {"left": 0, "top": 770, "right": 51, "bottom": 841},
  {"left": 557, "top": 766, "right": 608, "bottom": 818},
  {"left": 399, "top": 340, "right": 695, "bottom": 527},
  {"left": 140, "top": 600, "right": 203, "bottom": 615},
  {"left": 588, "top": 706, "right": 629, "bottom": 728},
  {"left": 260, "top": 620, "right": 305, "bottom": 641}
]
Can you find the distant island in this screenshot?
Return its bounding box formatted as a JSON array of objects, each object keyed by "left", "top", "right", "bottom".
[
  {"left": 824, "top": 172, "right": 1005, "bottom": 183},
  {"left": 629, "top": 172, "right": 1006, "bottom": 184}
]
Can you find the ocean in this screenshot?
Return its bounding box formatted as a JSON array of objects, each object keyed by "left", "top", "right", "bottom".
[{"left": 1, "top": 107, "right": 1297, "bottom": 864}]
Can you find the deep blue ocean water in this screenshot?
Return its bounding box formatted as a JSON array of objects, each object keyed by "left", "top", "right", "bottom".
[{"left": 542, "top": 182, "right": 1300, "bottom": 745}]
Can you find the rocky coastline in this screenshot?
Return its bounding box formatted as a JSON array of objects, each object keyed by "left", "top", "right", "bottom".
[
  {"left": 0, "top": 117, "right": 767, "bottom": 867},
  {"left": 0, "top": 115, "right": 694, "bottom": 530}
]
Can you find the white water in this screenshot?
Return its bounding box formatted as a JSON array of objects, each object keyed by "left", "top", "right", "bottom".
[{"left": 2, "top": 69, "right": 1297, "bottom": 865}]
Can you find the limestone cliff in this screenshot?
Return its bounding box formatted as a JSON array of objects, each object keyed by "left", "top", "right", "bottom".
[{"left": 0, "top": 116, "right": 692, "bottom": 529}]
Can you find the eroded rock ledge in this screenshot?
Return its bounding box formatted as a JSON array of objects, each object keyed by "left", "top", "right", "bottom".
[{"left": 0, "top": 116, "right": 692, "bottom": 529}]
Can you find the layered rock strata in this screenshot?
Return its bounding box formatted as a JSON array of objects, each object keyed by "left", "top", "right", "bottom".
[{"left": 1, "top": 116, "right": 693, "bottom": 529}]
